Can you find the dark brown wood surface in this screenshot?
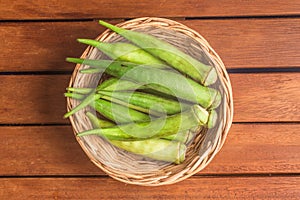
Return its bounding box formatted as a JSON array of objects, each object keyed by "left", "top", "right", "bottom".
[{"left": 0, "top": 1, "right": 299, "bottom": 199}]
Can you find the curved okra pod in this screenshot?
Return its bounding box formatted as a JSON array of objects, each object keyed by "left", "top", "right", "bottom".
[{"left": 99, "top": 20, "right": 217, "bottom": 86}]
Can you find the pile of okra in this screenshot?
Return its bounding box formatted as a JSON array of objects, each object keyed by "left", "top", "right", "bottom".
[{"left": 64, "top": 21, "right": 221, "bottom": 164}]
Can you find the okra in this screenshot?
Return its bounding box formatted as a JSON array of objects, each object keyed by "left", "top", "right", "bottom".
[
  {"left": 77, "top": 105, "right": 209, "bottom": 140},
  {"left": 87, "top": 110, "right": 191, "bottom": 146},
  {"left": 99, "top": 20, "right": 217, "bottom": 86},
  {"left": 98, "top": 90, "right": 191, "bottom": 115},
  {"left": 86, "top": 111, "right": 186, "bottom": 164},
  {"left": 77, "top": 39, "right": 166, "bottom": 68},
  {"left": 110, "top": 139, "right": 186, "bottom": 164},
  {"left": 93, "top": 99, "right": 151, "bottom": 124},
  {"left": 66, "top": 58, "right": 221, "bottom": 109},
  {"left": 86, "top": 111, "right": 115, "bottom": 128}
]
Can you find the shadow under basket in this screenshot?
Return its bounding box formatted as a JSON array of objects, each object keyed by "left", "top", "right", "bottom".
[{"left": 66, "top": 17, "right": 234, "bottom": 186}]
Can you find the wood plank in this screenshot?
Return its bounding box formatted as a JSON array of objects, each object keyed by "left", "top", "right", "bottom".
[
  {"left": 0, "top": 0, "right": 299, "bottom": 20},
  {"left": 185, "top": 19, "right": 300, "bottom": 69},
  {"left": 0, "top": 177, "right": 299, "bottom": 199},
  {"left": 0, "top": 124, "right": 299, "bottom": 176},
  {"left": 231, "top": 73, "right": 300, "bottom": 122},
  {"left": 1, "top": 19, "right": 300, "bottom": 72},
  {"left": 0, "top": 75, "right": 70, "bottom": 124},
  {"left": 203, "top": 124, "right": 300, "bottom": 174},
  {"left": 0, "top": 20, "right": 121, "bottom": 72},
  {"left": 0, "top": 73, "right": 299, "bottom": 124}
]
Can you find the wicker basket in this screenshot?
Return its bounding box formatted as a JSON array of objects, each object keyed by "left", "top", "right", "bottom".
[{"left": 66, "top": 17, "right": 233, "bottom": 186}]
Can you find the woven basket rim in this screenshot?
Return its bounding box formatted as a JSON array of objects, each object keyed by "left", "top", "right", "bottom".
[{"left": 66, "top": 17, "right": 234, "bottom": 186}]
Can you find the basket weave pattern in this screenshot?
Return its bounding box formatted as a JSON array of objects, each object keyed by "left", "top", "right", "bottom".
[{"left": 67, "top": 17, "right": 233, "bottom": 186}]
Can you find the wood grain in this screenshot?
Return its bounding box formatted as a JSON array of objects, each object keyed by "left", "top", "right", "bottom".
[
  {"left": 231, "top": 73, "right": 300, "bottom": 122},
  {"left": 1, "top": 19, "right": 300, "bottom": 72},
  {"left": 0, "top": 124, "right": 299, "bottom": 176},
  {"left": 0, "top": 73, "right": 299, "bottom": 124},
  {"left": 0, "top": 75, "right": 70, "bottom": 124},
  {"left": 0, "top": 177, "right": 299, "bottom": 199},
  {"left": 0, "top": 0, "right": 299, "bottom": 20},
  {"left": 0, "top": 20, "right": 121, "bottom": 72}
]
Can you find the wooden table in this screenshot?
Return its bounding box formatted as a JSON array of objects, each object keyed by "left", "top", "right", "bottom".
[{"left": 1, "top": 1, "right": 299, "bottom": 199}]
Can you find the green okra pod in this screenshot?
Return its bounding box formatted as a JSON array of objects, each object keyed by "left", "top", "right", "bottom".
[
  {"left": 77, "top": 39, "right": 166, "bottom": 68},
  {"left": 66, "top": 78, "right": 141, "bottom": 95},
  {"left": 98, "top": 90, "right": 191, "bottom": 115},
  {"left": 77, "top": 105, "right": 208, "bottom": 140},
  {"left": 66, "top": 58, "right": 221, "bottom": 109},
  {"left": 66, "top": 92, "right": 197, "bottom": 143},
  {"left": 86, "top": 111, "right": 115, "bottom": 128},
  {"left": 64, "top": 91, "right": 100, "bottom": 118},
  {"left": 99, "top": 20, "right": 217, "bottom": 86},
  {"left": 93, "top": 99, "right": 151, "bottom": 124},
  {"left": 64, "top": 76, "right": 144, "bottom": 118},
  {"left": 86, "top": 111, "right": 186, "bottom": 164},
  {"left": 110, "top": 139, "right": 186, "bottom": 164},
  {"left": 64, "top": 92, "right": 85, "bottom": 100},
  {"left": 65, "top": 93, "right": 199, "bottom": 143}
]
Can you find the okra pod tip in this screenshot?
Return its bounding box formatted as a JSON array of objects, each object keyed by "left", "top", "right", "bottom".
[{"left": 77, "top": 38, "right": 101, "bottom": 48}]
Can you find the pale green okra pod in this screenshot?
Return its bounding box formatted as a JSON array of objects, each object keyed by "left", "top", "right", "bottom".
[
  {"left": 86, "top": 111, "right": 186, "bottom": 164},
  {"left": 99, "top": 20, "right": 218, "bottom": 86}
]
